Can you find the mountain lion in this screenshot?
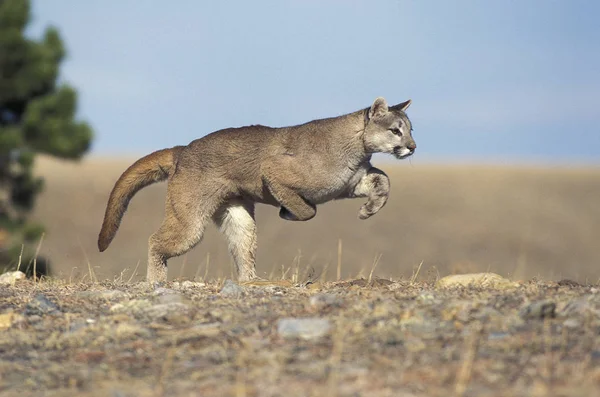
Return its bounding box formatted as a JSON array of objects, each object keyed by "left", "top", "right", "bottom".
[{"left": 98, "top": 97, "right": 416, "bottom": 282}]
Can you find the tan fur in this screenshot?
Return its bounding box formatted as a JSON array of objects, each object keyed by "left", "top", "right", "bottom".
[
  {"left": 98, "top": 97, "right": 416, "bottom": 283},
  {"left": 97, "top": 146, "right": 183, "bottom": 252}
]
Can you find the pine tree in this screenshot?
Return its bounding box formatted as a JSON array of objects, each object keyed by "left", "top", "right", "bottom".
[{"left": 0, "top": 0, "right": 93, "bottom": 275}]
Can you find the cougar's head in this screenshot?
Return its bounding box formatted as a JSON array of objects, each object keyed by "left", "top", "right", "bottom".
[{"left": 363, "top": 97, "right": 416, "bottom": 160}]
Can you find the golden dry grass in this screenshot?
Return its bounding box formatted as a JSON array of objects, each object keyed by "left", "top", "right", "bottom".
[{"left": 31, "top": 155, "right": 600, "bottom": 283}]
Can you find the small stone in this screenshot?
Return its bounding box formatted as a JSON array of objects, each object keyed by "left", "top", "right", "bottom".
[
  {"left": 346, "top": 278, "right": 393, "bottom": 288},
  {"left": 309, "top": 293, "right": 339, "bottom": 309},
  {"left": 435, "top": 273, "right": 519, "bottom": 290},
  {"left": 240, "top": 279, "right": 293, "bottom": 287},
  {"left": 563, "top": 318, "right": 581, "bottom": 329},
  {"left": 520, "top": 300, "right": 556, "bottom": 320},
  {"left": 417, "top": 292, "right": 437, "bottom": 302},
  {"left": 0, "top": 271, "right": 26, "bottom": 285},
  {"left": 220, "top": 280, "right": 245, "bottom": 298},
  {"left": 557, "top": 279, "right": 584, "bottom": 287},
  {"left": 24, "top": 293, "right": 60, "bottom": 316},
  {"left": 113, "top": 323, "right": 151, "bottom": 340},
  {"left": 181, "top": 280, "right": 205, "bottom": 289},
  {"left": 77, "top": 290, "right": 128, "bottom": 300},
  {"left": 277, "top": 317, "right": 331, "bottom": 340},
  {"left": 153, "top": 287, "right": 178, "bottom": 296},
  {"left": 156, "top": 292, "right": 189, "bottom": 305},
  {"left": 488, "top": 332, "right": 510, "bottom": 341},
  {"left": 0, "top": 312, "right": 24, "bottom": 331},
  {"left": 145, "top": 302, "right": 192, "bottom": 320},
  {"left": 110, "top": 299, "right": 153, "bottom": 315},
  {"left": 559, "top": 298, "right": 598, "bottom": 317},
  {"left": 405, "top": 336, "right": 426, "bottom": 352}
]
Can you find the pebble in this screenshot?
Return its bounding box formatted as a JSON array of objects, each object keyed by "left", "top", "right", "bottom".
[
  {"left": 179, "top": 280, "right": 206, "bottom": 289},
  {"left": 277, "top": 317, "right": 332, "bottom": 340},
  {"left": 309, "top": 293, "right": 339, "bottom": 309},
  {"left": 24, "top": 294, "right": 60, "bottom": 316},
  {"left": 152, "top": 287, "right": 179, "bottom": 296},
  {"left": 563, "top": 318, "right": 581, "bottom": 329},
  {"left": 220, "top": 280, "right": 245, "bottom": 298},
  {"left": 0, "top": 271, "right": 26, "bottom": 285},
  {"left": 0, "top": 312, "right": 24, "bottom": 331},
  {"left": 559, "top": 298, "right": 598, "bottom": 317},
  {"left": 111, "top": 299, "right": 192, "bottom": 321},
  {"left": 77, "top": 290, "right": 129, "bottom": 300},
  {"left": 435, "top": 273, "right": 519, "bottom": 290},
  {"left": 519, "top": 300, "right": 556, "bottom": 320}
]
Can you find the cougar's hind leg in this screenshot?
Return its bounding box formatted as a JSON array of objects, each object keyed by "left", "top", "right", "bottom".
[
  {"left": 213, "top": 199, "right": 259, "bottom": 281},
  {"left": 147, "top": 179, "right": 225, "bottom": 283}
]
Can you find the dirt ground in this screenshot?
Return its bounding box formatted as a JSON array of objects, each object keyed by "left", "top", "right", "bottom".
[{"left": 1, "top": 276, "right": 599, "bottom": 397}]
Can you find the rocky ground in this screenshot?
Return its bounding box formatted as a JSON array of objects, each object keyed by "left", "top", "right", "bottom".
[{"left": 0, "top": 273, "right": 599, "bottom": 397}]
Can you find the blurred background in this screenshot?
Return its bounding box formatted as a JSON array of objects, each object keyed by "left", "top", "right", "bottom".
[{"left": 2, "top": 0, "right": 599, "bottom": 282}]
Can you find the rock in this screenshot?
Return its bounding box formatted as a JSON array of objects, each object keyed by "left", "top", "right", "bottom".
[
  {"left": 277, "top": 317, "right": 332, "bottom": 340},
  {"left": 563, "top": 318, "right": 581, "bottom": 329},
  {"left": 519, "top": 300, "right": 556, "bottom": 320},
  {"left": 155, "top": 292, "right": 189, "bottom": 305},
  {"left": 180, "top": 280, "right": 205, "bottom": 290},
  {"left": 306, "top": 281, "right": 323, "bottom": 290},
  {"left": 152, "top": 287, "right": 189, "bottom": 304},
  {"left": 145, "top": 302, "right": 192, "bottom": 320},
  {"left": 110, "top": 299, "right": 152, "bottom": 315},
  {"left": 77, "top": 290, "right": 128, "bottom": 300},
  {"left": 0, "top": 271, "right": 26, "bottom": 285},
  {"left": 111, "top": 299, "right": 191, "bottom": 321},
  {"left": 404, "top": 336, "right": 426, "bottom": 352},
  {"left": 0, "top": 312, "right": 24, "bottom": 331},
  {"left": 559, "top": 298, "right": 598, "bottom": 317},
  {"left": 112, "top": 323, "right": 151, "bottom": 340},
  {"left": 435, "top": 273, "right": 519, "bottom": 290},
  {"left": 487, "top": 332, "right": 510, "bottom": 341},
  {"left": 220, "top": 280, "right": 245, "bottom": 298},
  {"left": 24, "top": 293, "right": 60, "bottom": 316},
  {"left": 557, "top": 279, "right": 584, "bottom": 287},
  {"left": 309, "top": 293, "right": 339, "bottom": 309},
  {"left": 153, "top": 287, "right": 178, "bottom": 296},
  {"left": 416, "top": 292, "right": 438, "bottom": 302},
  {"left": 346, "top": 278, "right": 394, "bottom": 288},
  {"left": 240, "top": 279, "right": 294, "bottom": 287}
]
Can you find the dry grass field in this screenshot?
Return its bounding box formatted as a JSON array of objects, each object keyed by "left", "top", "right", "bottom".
[{"left": 30, "top": 155, "right": 600, "bottom": 284}]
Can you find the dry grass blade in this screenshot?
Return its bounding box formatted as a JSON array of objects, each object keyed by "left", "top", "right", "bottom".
[
  {"left": 32, "top": 233, "right": 45, "bottom": 283},
  {"left": 16, "top": 244, "right": 24, "bottom": 273},
  {"left": 127, "top": 260, "right": 141, "bottom": 283},
  {"left": 410, "top": 260, "right": 424, "bottom": 284},
  {"left": 367, "top": 253, "right": 382, "bottom": 285},
  {"left": 337, "top": 239, "right": 342, "bottom": 281}
]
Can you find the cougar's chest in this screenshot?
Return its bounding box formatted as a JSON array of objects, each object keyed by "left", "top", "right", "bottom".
[{"left": 302, "top": 162, "right": 369, "bottom": 204}]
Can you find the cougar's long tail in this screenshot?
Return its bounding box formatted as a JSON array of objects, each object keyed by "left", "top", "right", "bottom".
[{"left": 97, "top": 146, "right": 184, "bottom": 252}]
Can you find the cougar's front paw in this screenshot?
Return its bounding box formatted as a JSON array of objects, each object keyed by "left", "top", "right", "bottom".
[
  {"left": 358, "top": 204, "right": 375, "bottom": 220},
  {"left": 279, "top": 206, "right": 299, "bottom": 221}
]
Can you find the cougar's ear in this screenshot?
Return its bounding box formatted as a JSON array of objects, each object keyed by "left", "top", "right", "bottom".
[
  {"left": 368, "top": 97, "right": 389, "bottom": 119},
  {"left": 395, "top": 99, "right": 412, "bottom": 111}
]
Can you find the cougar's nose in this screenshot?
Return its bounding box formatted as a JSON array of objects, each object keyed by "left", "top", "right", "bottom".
[{"left": 407, "top": 142, "right": 417, "bottom": 151}]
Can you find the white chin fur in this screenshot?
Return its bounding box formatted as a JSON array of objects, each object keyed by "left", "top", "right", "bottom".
[
  {"left": 396, "top": 147, "right": 413, "bottom": 159},
  {"left": 399, "top": 148, "right": 412, "bottom": 156}
]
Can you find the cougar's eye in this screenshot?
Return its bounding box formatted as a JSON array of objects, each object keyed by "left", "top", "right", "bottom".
[{"left": 390, "top": 128, "right": 402, "bottom": 136}]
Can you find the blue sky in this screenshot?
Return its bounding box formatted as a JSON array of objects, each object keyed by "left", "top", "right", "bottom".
[{"left": 28, "top": 1, "right": 600, "bottom": 163}]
